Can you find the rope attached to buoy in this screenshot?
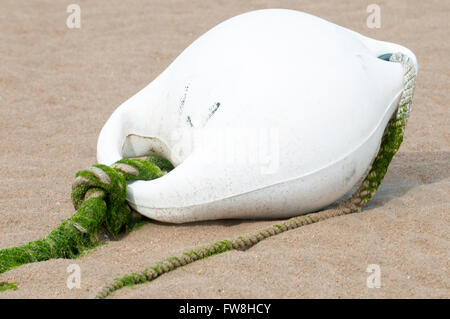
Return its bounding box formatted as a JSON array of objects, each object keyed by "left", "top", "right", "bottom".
[
  {"left": 96, "top": 52, "right": 416, "bottom": 298},
  {"left": 0, "top": 157, "right": 174, "bottom": 275},
  {"left": 0, "top": 53, "right": 415, "bottom": 297}
]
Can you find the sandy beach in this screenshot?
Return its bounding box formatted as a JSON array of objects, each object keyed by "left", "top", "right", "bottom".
[{"left": 0, "top": 0, "right": 448, "bottom": 298}]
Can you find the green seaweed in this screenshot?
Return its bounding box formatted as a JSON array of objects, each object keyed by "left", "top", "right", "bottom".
[
  {"left": 0, "top": 282, "right": 18, "bottom": 292},
  {"left": 0, "top": 156, "right": 173, "bottom": 277}
]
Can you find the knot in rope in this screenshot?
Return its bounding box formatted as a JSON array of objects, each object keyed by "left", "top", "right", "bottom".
[
  {"left": 70, "top": 157, "right": 173, "bottom": 236},
  {"left": 0, "top": 156, "right": 173, "bottom": 274}
]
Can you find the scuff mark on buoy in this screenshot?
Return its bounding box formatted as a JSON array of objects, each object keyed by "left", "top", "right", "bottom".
[
  {"left": 186, "top": 115, "right": 193, "bottom": 127},
  {"left": 208, "top": 102, "right": 221, "bottom": 119},
  {"left": 178, "top": 84, "right": 190, "bottom": 114}
]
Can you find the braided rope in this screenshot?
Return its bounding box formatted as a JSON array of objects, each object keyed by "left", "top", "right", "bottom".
[
  {"left": 95, "top": 52, "right": 417, "bottom": 298},
  {"left": 0, "top": 157, "right": 174, "bottom": 274}
]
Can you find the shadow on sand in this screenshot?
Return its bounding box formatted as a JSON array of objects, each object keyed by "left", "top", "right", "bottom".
[{"left": 131, "top": 151, "right": 449, "bottom": 231}]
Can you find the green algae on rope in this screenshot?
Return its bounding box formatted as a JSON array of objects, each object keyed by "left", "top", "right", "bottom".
[
  {"left": 0, "top": 156, "right": 174, "bottom": 275},
  {"left": 0, "top": 281, "right": 18, "bottom": 292}
]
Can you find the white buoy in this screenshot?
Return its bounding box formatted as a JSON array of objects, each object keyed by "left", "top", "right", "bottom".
[{"left": 97, "top": 9, "right": 417, "bottom": 223}]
